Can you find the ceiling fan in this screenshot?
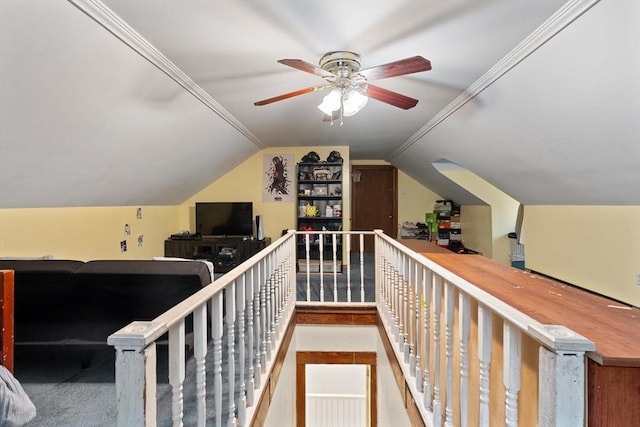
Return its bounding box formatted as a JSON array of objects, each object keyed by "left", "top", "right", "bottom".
[{"left": 254, "top": 51, "right": 431, "bottom": 124}]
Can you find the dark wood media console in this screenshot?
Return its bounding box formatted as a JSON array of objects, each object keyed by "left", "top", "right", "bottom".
[{"left": 165, "top": 236, "right": 271, "bottom": 273}]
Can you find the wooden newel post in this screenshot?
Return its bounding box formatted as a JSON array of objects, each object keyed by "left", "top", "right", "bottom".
[
  {"left": 0, "top": 270, "right": 15, "bottom": 373},
  {"left": 531, "top": 324, "right": 595, "bottom": 427},
  {"left": 108, "top": 321, "right": 161, "bottom": 427}
]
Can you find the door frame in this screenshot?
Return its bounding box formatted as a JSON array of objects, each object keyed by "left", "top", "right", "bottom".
[
  {"left": 296, "top": 351, "right": 377, "bottom": 427},
  {"left": 351, "top": 164, "right": 398, "bottom": 243}
]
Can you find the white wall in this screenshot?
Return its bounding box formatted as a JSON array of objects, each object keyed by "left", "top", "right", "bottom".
[
  {"left": 376, "top": 333, "right": 412, "bottom": 427},
  {"left": 306, "top": 364, "right": 366, "bottom": 395},
  {"left": 264, "top": 331, "right": 298, "bottom": 427}
]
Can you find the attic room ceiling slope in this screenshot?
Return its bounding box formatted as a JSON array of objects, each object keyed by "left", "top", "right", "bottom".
[
  {"left": 0, "top": 1, "right": 262, "bottom": 208},
  {"left": 3, "top": 1, "right": 636, "bottom": 209},
  {"left": 391, "top": 0, "right": 640, "bottom": 206},
  {"left": 100, "top": 0, "right": 566, "bottom": 157}
]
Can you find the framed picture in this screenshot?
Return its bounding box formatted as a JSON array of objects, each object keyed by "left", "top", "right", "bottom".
[{"left": 263, "top": 154, "right": 294, "bottom": 202}]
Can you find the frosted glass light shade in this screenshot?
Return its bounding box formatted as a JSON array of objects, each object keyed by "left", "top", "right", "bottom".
[
  {"left": 317, "top": 89, "right": 342, "bottom": 115},
  {"left": 343, "top": 90, "right": 368, "bottom": 117}
]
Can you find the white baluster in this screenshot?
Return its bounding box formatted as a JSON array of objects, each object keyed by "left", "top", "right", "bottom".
[
  {"left": 270, "top": 257, "right": 276, "bottom": 345},
  {"left": 503, "top": 321, "right": 521, "bottom": 427},
  {"left": 410, "top": 262, "right": 418, "bottom": 376},
  {"left": 275, "top": 255, "right": 282, "bottom": 342},
  {"left": 260, "top": 260, "right": 267, "bottom": 372},
  {"left": 265, "top": 260, "right": 273, "bottom": 361},
  {"left": 396, "top": 256, "right": 405, "bottom": 353},
  {"left": 432, "top": 274, "right": 442, "bottom": 427},
  {"left": 282, "top": 254, "right": 287, "bottom": 320},
  {"left": 444, "top": 282, "right": 454, "bottom": 427},
  {"left": 169, "top": 321, "right": 185, "bottom": 427},
  {"left": 386, "top": 259, "right": 395, "bottom": 329},
  {"left": 305, "top": 233, "right": 311, "bottom": 301},
  {"left": 402, "top": 255, "right": 409, "bottom": 357},
  {"left": 478, "top": 304, "right": 493, "bottom": 427},
  {"left": 278, "top": 253, "right": 285, "bottom": 337},
  {"left": 381, "top": 258, "right": 389, "bottom": 322},
  {"left": 391, "top": 264, "right": 398, "bottom": 328},
  {"left": 246, "top": 268, "right": 255, "bottom": 406},
  {"left": 383, "top": 258, "right": 390, "bottom": 323},
  {"left": 319, "top": 233, "right": 324, "bottom": 301},
  {"left": 415, "top": 266, "right": 424, "bottom": 392},
  {"left": 211, "top": 293, "right": 223, "bottom": 427},
  {"left": 378, "top": 255, "right": 386, "bottom": 315},
  {"left": 226, "top": 281, "right": 236, "bottom": 427},
  {"left": 396, "top": 267, "right": 403, "bottom": 347},
  {"left": 332, "top": 233, "right": 338, "bottom": 302},
  {"left": 265, "top": 257, "right": 272, "bottom": 354},
  {"left": 346, "top": 233, "right": 352, "bottom": 302},
  {"left": 289, "top": 252, "right": 295, "bottom": 304},
  {"left": 403, "top": 257, "right": 411, "bottom": 365},
  {"left": 423, "top": 269, "right": 432, "bottom": 410},
  {"left": 236, "top": 274, "right": 247, "bottom": 426},
  {"left": 458, "top": 292, "right": 471, "bottom": 427},
  {"left": 359, "top": 233, "right": 365, "bottom": 302},
  {"left": 404, "top": 285, "right": 411, "bottom": 364},
  {"left": 254, "top": 265, "right": 263, "bottom": 385},
  {"left": 271, "top": 265, "right": 279, "bottom": 350},
  {"left": 194, "top": 304, "right": 207, "bottom": 427},
  {"left": 282, "top": 258, "right": 289, "bottom": 328},
  {"left": 281, "top": 260, "right": 288, "bottom": 327},
  {"left": 273, "top": 265, "right": 281, "bottom": 343},
  {"left": 383, "top": 258, "right": 395, "bottom": 326}
]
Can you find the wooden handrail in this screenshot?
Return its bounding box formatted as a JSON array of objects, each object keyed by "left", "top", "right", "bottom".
[{"left": 0, "top": 270, "right": 15, "bottom": 373}]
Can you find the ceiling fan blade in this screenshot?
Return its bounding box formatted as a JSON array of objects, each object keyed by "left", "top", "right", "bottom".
[
  {"left": 254, "top": 85, "right": 328, "bottom": 106},
  {"left": 359, "top": 56, "right": 431, "bottom": 81},
  {"left": 365, "top": 84, "right": 419, "bottom": 110},
  {"left": 278, "top": 59, "right": 335, "bottom": 78}
]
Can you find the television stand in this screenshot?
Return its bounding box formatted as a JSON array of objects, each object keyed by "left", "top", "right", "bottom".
[{"left": 165, "top": 236, "right": 271, "bottom": 273}]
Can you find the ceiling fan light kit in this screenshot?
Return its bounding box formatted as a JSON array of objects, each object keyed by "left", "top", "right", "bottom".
[
  {"left": 254, "top": 50, "right": 431, "bottom": 125},
  {"left": 317, "top": 87, "right": 368, "bottom": 118}
]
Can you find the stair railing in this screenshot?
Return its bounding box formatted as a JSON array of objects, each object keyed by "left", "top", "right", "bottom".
[
  {"left": 108, "top": 229, "right": 594, "bottom": 426},
  {"left": 374, "top": 231, "right": 595, "bottom": 427},
  {"left": 108, "top": 231, "right": 297, "bottom": 427}
]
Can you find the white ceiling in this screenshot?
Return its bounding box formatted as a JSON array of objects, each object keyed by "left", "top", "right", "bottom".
[{"left": 0, "top": 0, "right": 638, "bottom": 208}]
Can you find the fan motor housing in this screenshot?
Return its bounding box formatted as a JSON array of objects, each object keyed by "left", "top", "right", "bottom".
[{"left": 319, "top": 51, "right": 361, "bottom": 76}]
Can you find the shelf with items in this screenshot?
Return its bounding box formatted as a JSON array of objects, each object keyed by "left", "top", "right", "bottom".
[
  {"left": 296, "top": 159, "right": 344, "bottom": 271},
  {"left": 433, "top": 199, "right": 461, "bottom": 251},
  {"left": 399, "top": 221, "right": 430, "bottom": 240}
]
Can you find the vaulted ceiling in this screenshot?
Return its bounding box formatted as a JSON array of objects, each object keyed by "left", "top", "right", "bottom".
[{"left": 1, "top": 0, "right": 638, "bottom": 208}]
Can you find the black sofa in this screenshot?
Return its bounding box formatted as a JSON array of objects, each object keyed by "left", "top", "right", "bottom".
[{"left": 0, "top": 259, "right": 212, "bottom": 347}]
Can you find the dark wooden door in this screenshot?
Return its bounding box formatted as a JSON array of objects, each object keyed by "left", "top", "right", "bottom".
[{"left": 351, "top": 165, "right": 397, "bottom": 252}]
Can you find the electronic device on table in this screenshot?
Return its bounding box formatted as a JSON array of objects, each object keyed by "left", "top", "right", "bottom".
[{"left": 195, "top": 202, "right": 253, "bottom": 237}]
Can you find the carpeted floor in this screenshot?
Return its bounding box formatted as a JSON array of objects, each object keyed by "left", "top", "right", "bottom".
[{"left": 15, "top": 253, "right": 376, "bottom": 426}]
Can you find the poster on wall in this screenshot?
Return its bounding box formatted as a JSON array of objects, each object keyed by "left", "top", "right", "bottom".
[{"left": 262, "top": 154, "right": 294, "bottom": 202}]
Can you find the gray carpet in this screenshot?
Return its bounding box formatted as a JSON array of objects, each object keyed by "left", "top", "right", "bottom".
[
  {"left": 297, "top": 253, "right": 376, "bottom": 302},
  {"left": 15, "top": 253, "right": 375, "bottom": 426}
]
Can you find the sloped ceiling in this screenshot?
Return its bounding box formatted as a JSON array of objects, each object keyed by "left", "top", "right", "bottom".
[{"left": 0, "top": 0, "right": 637, "bottom": 208}]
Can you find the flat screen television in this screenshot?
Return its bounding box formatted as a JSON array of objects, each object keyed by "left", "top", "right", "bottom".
[{"left": 195, "top": 202, "right": 253, "bottom": 237}]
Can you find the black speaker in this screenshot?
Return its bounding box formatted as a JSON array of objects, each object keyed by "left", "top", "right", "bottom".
[{"left": 255, "top": 215, "right": 264, "bottom": 240}]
